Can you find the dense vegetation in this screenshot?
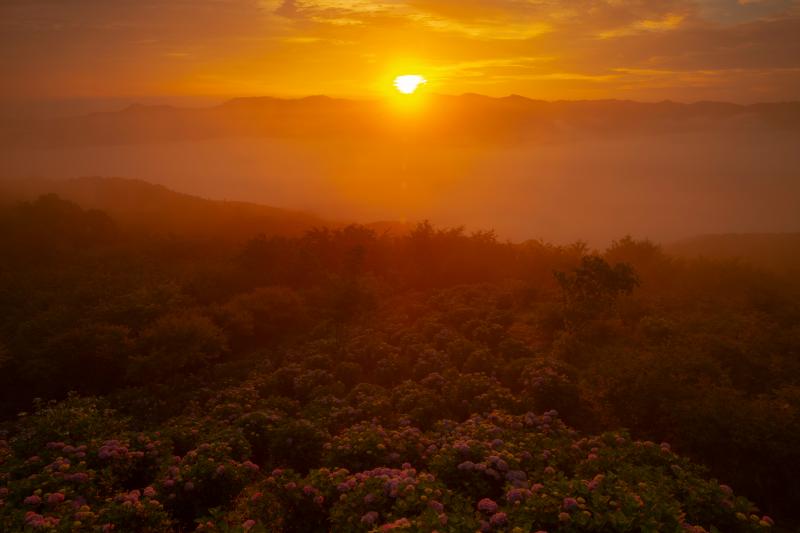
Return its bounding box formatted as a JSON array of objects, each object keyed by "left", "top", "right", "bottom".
[{"left": 1, "top": 194, "right": 798, "bottom": 532}]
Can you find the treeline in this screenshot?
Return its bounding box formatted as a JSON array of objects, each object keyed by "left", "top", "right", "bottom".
[
  {"left": 1, "top": 194, "right": 799, "bottom": 527},
  {"left": 0, "top": 195, "right": 584, "bottom": 408}
]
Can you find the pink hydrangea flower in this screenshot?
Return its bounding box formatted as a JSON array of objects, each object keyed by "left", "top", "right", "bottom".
[
  {"left": 25, "top": 512, "right": 60, "bottom": 528},
  {"left": 361, "top": 511, "right": 379, "bottom": 525},
  {"left": 243, "top": 461, "right": 260, "bottom": 472},
  {"left": 457, "top": 460, "right": 475, "bottom": 471},
  {"left": 25, "top": 512, "right": 43, "bottom": 526},
  {"left": 477, "top": 498, "right": 498, "bottom": 514},
  {"left": 381, "top": 518, "right": 411, "bottom": 530},
  {"left": 506, "top": 488, "right": 531, "bottom": 503},
  {"left": 490, "top": 512, "right": 508, "bottom": 526},
  {"left": 563, "top": 497, "right": 578, "bottom": 511}
]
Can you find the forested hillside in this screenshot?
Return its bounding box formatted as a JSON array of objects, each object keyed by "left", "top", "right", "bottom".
[
  {"left": 1, "top": 193, "right": 798, "bottom": 532},
  {"left": 0, "top": 177, "right": 329, "bottom": 242}
]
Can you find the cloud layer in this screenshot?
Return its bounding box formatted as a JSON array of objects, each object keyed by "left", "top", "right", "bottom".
[{"left": 1, "top": 0, "right": 799, "bottom": 101}]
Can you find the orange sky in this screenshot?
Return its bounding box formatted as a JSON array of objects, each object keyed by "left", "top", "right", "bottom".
[{"left": 2, "top": 0, "right": 799, "bottom": 103}]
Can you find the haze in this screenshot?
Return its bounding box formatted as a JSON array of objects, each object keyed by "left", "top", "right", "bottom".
[
  {"left": 2, "top": 0, "right": 800, "bottom": 244},
  {"left": 4, "top": 2, "right": 800, "bottom": 532}
]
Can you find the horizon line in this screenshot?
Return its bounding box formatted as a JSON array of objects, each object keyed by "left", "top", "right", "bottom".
[{"left": 5, "top": 93, "right": 800, "bottom": 108}]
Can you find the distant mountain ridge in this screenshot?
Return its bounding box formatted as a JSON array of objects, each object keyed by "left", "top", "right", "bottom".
[{"left": 2, "top": 95, "right": 798, "bottom": 148}]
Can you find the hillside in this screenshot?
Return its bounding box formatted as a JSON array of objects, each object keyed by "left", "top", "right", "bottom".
[{"left": 0, "top": 176, "right": 330, "bottom": 241}]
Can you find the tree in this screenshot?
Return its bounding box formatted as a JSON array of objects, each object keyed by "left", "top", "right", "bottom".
[
  {"left": 555, "top": 255, "right": 639, "bottom": 328},
  {"left": 128, "top": 311, "right": 227, "bottom": 383}
]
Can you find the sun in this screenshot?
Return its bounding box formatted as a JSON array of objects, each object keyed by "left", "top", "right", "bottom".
[{"left": 394, "top": 75, "right": 426, "bottom": 94}]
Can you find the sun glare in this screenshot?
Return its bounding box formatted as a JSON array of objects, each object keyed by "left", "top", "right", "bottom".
[{"left": 394, "top": 75, "right": 426, "bottom": 94}]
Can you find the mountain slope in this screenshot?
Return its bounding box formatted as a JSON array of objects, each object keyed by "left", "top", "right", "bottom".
[{"left": 0, "top": 176, "right": 330, "bottom": 240}]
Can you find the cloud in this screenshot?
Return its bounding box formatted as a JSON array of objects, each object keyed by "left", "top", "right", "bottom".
[
  {"left": 597, "top": 13, "right": 686, "bottom": 38},
  {"left": 1, "top": 0, "right": 799, "bottom": 101}
]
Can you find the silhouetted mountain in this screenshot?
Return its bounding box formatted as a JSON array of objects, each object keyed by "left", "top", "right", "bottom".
[
  {"left": 0, "top": 177, "right": 329, "bottom": 240},
  {"left": 2, "top": 96, "right": 798, "bottom": 148}
]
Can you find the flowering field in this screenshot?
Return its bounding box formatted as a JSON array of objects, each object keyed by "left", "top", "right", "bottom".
[
  {"left": 1, "top": 197, "right": 798, "bottom": 531},
  {"left": 0, "top": 394, "right": 773, "bottom": 532}
]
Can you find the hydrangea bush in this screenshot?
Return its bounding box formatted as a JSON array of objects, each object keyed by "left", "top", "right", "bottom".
[{"left": 0, "top": 393, "right": 774, "bottom": 532}]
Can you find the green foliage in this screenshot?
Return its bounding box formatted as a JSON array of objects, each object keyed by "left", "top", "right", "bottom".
[
  {"left": 128, "top": 311, "right": 228, "bottom": 383},
  {"left": 0, "top": 194, "right": 117, "bottom": 264},
  {"left": 555, "top": 255, "right": 639, "bottom": 328},
  {"left": 0, "top": 202, "right": 797, "bottom": 530}
]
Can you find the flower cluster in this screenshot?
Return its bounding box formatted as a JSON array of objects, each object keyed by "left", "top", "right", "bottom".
[{"left": 0, "top": 369, "right": 779, "bottom": 532}]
